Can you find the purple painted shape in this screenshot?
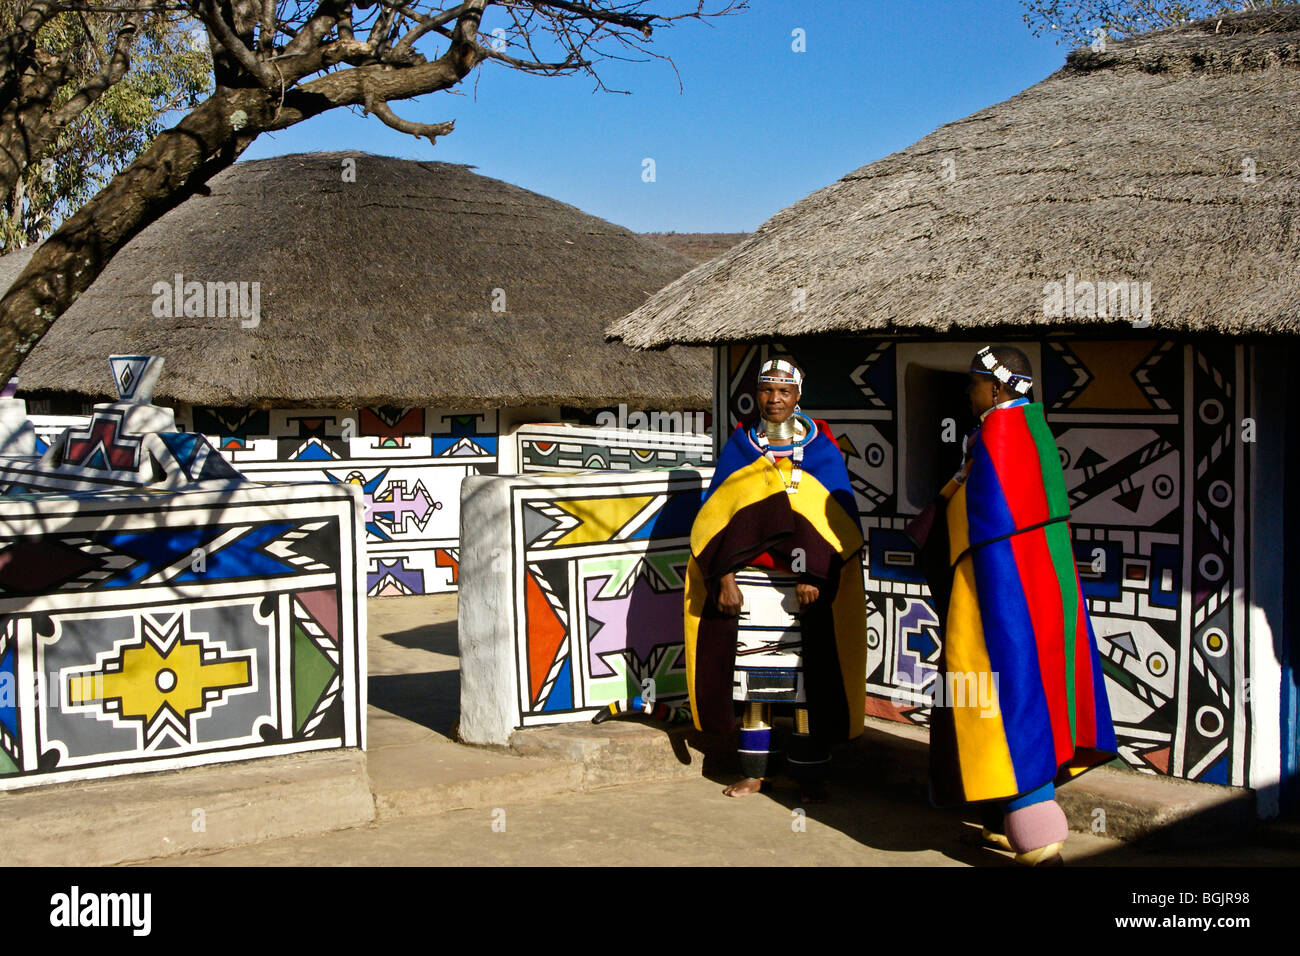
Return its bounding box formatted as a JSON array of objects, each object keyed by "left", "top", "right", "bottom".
[
  {"left": 367, "top": 481, "right": 434, "bottom": 531},
  {"left": 1, "top": 378, "right": 16, "bottom": 398},
  {"left": 896, "top": 599, "right": 940, "bottom": 686},
  {"left": 585, "top": 572, "right": 683, "bottom": 678},
  {"left": 367, "top": 557, "right": 425, "bottom": 595}
]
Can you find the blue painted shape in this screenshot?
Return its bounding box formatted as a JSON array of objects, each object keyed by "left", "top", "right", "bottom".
[
  {"left": 635, "top": 488, "right": 701, "bottom": 540},
  {"left": 82, "top": 446, "right": 110, "bottom": 471},
  {"left": 0, "top": 640, "right": 17, "bottom": 740},
  {"left": 1199, "top": 754, "right": 1229, "bottom": 786},
  {"left": 869, "top": 529, "right": 925, "bottom": 583},
  {"left": 905, "top": 621, "right": 940, "bottom": 662},
  {"left": 293, "top": 442, "right": 337, "bottom": 462},
  {"left": 1074, "top": 541, "right": 1121, "bottom": 600},
  {"left": 541, "top": 657, "right": 573, "bottom": 712},
  {"left": 432, "top": 416, "right": 498, "bottom": 456},
  {"left": 160, "top": 432, "right": 202, "bottom": 469},
  {"left": 102, "top": 521, "right": 300, "bottom": 586}
]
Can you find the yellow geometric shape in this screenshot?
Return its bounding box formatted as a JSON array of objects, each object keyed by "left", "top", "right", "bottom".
[
  {"left": 1065, "top": 341, "right": 1159, "bottom": 410},
  {"left": 68, "top": 639, "right": 250, "bottom": 725},
  {"left": 550, "top": 495, "right": 655, "bottom": 547}
]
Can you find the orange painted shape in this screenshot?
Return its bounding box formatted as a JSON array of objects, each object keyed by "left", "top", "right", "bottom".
[{"left": 525, "top": 572, "right": 566, "bottom": 705}]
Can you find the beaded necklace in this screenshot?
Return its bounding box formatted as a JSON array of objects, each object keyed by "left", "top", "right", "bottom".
[{"left": 754, "top": 413, "right": 812, "bottom": 494}]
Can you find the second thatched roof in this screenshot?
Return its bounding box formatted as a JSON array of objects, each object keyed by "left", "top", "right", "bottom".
[
  {"left": 8, "top": 151, "right": 707, "bottom": 408},
  {"left": 608, "top": 7, "right": 1300, "bottom": 348}
]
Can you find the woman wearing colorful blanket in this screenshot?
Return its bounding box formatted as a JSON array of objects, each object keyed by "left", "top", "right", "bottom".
[
  {"left": 925, "top": 346, "right": 1118, "bottom": 865},
  {"left": 684, "top": 358, "right": 866, "bottom": 800}
]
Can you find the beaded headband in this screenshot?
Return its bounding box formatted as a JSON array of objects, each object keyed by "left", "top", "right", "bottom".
[
  {"left": 758, "top": 358, "right": 803, "bottom": 390},
  {"left": 972, "top": 346, "right": 1033, "bottom": 396}
]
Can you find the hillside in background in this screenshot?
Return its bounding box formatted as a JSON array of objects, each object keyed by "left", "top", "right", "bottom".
[{"left": 640, "top": 233, "right": 749, "bottom": 264}]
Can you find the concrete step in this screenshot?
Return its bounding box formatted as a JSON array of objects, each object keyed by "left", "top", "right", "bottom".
[
  {"left": 506, "top": 713, "right": 1265, "bottom": 845},
  {"left": 367, "top": 733, "right": 583, "bottom": 819},
  {"left": 509, "top": 719, "right": 720, "bottom": 790},
  {"left": 2, "top": 749, "right": 375, "bottom": 866}
]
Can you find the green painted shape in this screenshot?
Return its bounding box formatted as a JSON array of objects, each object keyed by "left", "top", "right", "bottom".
[
  {"left": 0, "top": 747, "right": 18, "bottom": 776},
  {"left": 293, "top": 622, "right": 336, "bottom": 734},
  {"left": 587, "top": 642, "right": 688, "bottom": 705},
  {"left": 644, "top": 550, "right": 690, "bottom": 589},
  {"left": 1100, "top": 656, "right": 1137, "bottom": 693}
]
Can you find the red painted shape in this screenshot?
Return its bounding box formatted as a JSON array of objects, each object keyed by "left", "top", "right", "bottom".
[
  {"left": 434, "top": 549, "right": 459, "bottom": 585},
  {"left": 296, "top": 588, "right": 340, "bottom": 644},
  {"left": 65, "top": 419, "right": 139, "bottom": 470},
  {"left": 1142, "top": 746, "right": 1171, "bottom": 774},
  {"left": 360, "top": 407, "right": 425, "bottom": 439}
]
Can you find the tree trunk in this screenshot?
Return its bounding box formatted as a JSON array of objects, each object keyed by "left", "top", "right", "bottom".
[{"left": 0, "top": 86, "right": 273, "bottom": 380}]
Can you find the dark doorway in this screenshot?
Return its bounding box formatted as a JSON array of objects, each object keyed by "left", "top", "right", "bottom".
[{"left": 903, "top": 365, "right": 976, "bottom": 508}]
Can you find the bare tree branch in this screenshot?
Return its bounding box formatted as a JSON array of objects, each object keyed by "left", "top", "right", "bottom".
[
  {"left": 198, "top": 0, "right": 278, "bottom": 86},
  {"left": 363, "top": 89, "right": 453, "bottom": 142}
]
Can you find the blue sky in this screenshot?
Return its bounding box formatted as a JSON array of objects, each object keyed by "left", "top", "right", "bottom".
[{"left": 242, "top": 0, "right": 1076, "bottom": 233}]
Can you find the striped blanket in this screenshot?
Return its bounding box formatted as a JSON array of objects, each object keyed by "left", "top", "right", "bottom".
[
  {"left": 928, "top": 400, "right": 1117, "bottom": 805},
  {"left": 684, "top": 418, "right": 866, "bottom": 739}
]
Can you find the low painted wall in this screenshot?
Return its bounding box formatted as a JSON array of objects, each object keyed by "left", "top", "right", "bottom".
[
  {"left": 179, "top": 406, "right": 498, "bottom": 599},
  {"left": 29, "top": 407, "right": 711, "bottom": 600},
  {"left": 458, "top": 468, "right": 709, "bottom": 745},
  {"left": 515, "top": 420, "right": 712, "bottom": 472},
  {"left": 0, "top": 481, "right": 366, "bottom": 789}
]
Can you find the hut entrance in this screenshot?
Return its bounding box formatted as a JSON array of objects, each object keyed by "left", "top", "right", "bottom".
[
  {"left": 896, "top": 342, "right": 1040, "bottom": 513},
  {"left": 901, "top": 365, "right": 975, "bottom": 511}
]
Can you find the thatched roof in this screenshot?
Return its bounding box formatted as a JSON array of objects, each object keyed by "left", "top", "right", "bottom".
[
  {"left": 609, "top": 8, "right": 1300, "bottom": 348},
  {"left": 8, "top": 152, "right": 708, "bottom": 408}
]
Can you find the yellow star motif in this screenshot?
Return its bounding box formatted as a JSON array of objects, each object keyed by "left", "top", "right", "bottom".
[{"left": 68, "top": 639, "right": 250, "bottom": 726}]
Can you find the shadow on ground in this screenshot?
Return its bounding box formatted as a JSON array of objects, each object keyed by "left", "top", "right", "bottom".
[
  {"left": 370, "top": 671, "right": 460, "bottom": 737},
  {"left": 381, "top": 618, "right": 460, "bottom": 657}
]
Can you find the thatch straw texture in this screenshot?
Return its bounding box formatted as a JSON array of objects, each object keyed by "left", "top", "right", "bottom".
[
  {"left": 608, "top": 8, "right": 1300, "bottom": 348},
  {"left": 9, "top": 152, "right": 707, "bottom": 407}
]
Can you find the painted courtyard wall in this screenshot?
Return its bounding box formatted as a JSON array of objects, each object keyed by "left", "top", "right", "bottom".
[
  {"left": 0, "top": 483, "right": 366, "bottom": 790},
  {"left": 0, "top": 373, "right": 368, "bottom": 791},
  {"left": 30, "top": 407, "right": 711, "bottom": 601},
  {"left": 458, "top": 469, "right": 707, "bottom": 745}
]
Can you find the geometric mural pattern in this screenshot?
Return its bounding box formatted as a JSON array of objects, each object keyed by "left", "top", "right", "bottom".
[
  {"left": 30, "top": 406, "right": 713, "bottom": 600},
  {"left": 722, "top": 337, "right": 1251, "bottom": 787},
  {"left": 185, "top": 406, "right": 500, "bottom": 598},
  {"left": 510, "top": 472, "right": 705, "bottom": 727},
  {"left": 517, "top": 422, "right": 712, "bottom": 472},
  {"left": 0, "top": 489, "right": 364, "bottom": 790}
]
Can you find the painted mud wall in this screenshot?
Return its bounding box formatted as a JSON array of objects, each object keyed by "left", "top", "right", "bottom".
[
  {"left": 458, "top": 468, "right": 708, "bottom": 745},
  {"left": 0, "top": 484, "right": 366, "bottom": 790},
  {"left": 716, "top": 338, "right": 1261, "bottom": 791},
  {"left": 514, "top": 421, "right": 712, "bottom": 472},
  {"left": 0, "top": 370, "right": 367, "bottom": 790},
  {"left": 30, "top": 407, "right": 711, "bottom": 600},
  {"left": 177, "top": 406, "right": 498, "bottom": 599}
]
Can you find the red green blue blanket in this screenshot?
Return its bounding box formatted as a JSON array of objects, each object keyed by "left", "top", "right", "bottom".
[
  {"left": 684, "top": 418, "right": 866, "bottom": 739},
  {"left": 929, "top": 400, "right": 1117, "bottom": 805}
]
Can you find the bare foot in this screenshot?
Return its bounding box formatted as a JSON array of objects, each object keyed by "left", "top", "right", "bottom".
[{"left": 723, "top": 777, "right": 764, "bottom": 797}]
